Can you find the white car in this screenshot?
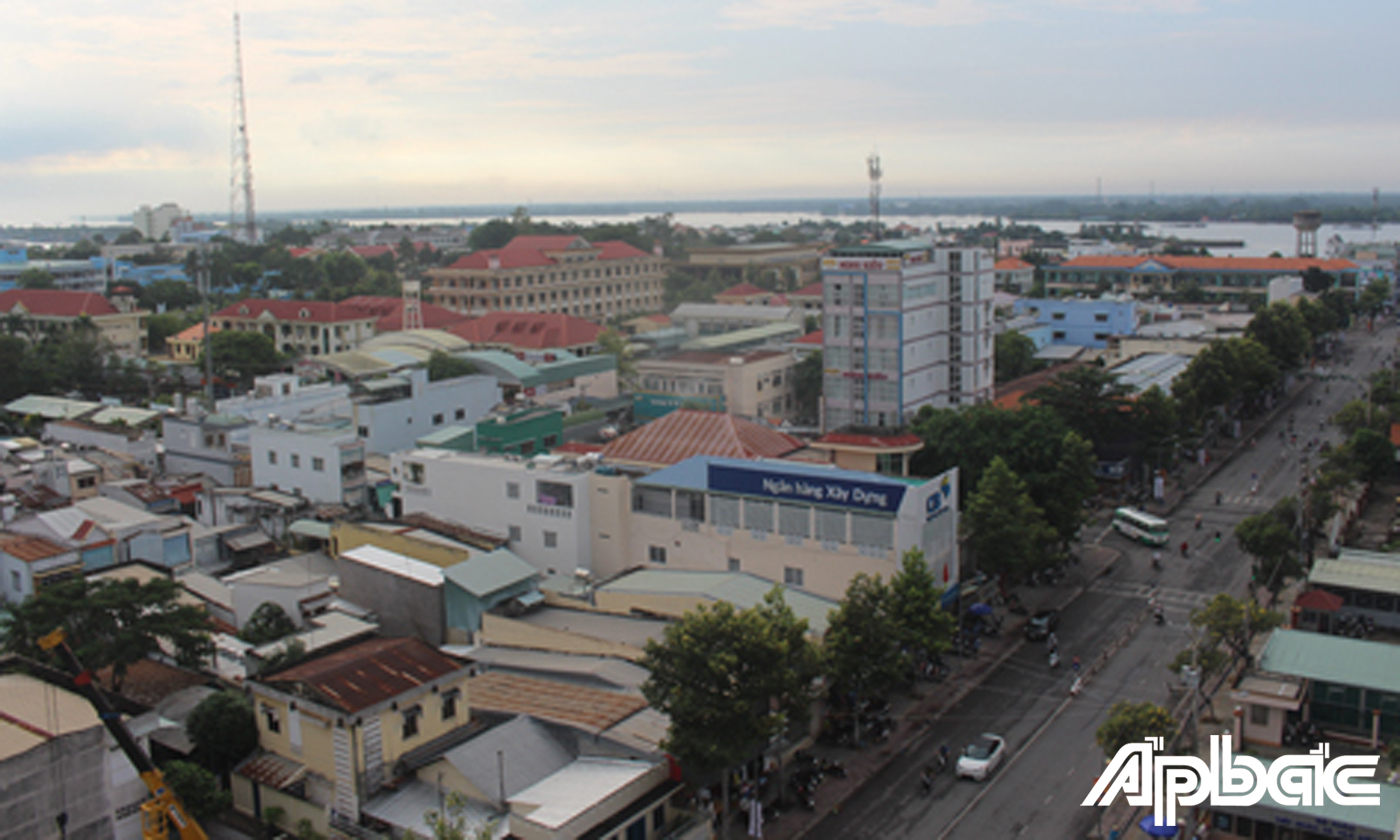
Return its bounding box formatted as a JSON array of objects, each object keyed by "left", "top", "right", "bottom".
[{"left": 956, "top": 733, "right": 1007, "bottom": 781}]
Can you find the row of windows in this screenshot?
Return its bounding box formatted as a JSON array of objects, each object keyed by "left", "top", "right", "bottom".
[
  {"left": 431, "top": 294, "right": 660, "bottom": 317},
  {"left": 267, "top": 450, "right": 326, "bottom": 471},
  {"left": 507, "top": 524, "right": 558, "bottom": 548},
  {"left": 437, "top": 271, "right": 660, "bottom": 290},
  {"left": 632, "top": 489, "right": 895, "bottom": 548},
  {"left": 644, "top": 546, "right": 806, "bottom": 588},
  {"left": 433, "top": 260, "right": 665, "bottom": 287}
]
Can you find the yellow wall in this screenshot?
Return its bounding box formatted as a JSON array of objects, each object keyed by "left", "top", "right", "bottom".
[{"left": 331, "top": 521, "right": 471, "bottom": 569}]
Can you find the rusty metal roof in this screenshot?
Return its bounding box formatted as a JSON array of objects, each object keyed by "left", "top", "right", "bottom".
[
  {"left": 0, "top": 533, "right": 72, "bottom": 563},
  {"left": 263, "top": 637, "right": 464, "bottom": 714},
  {"left": 234, "top": 750, "right": 307, "bottom": 790},
  {"left": 467, "top": 672, "right": 647, "bottom": 735}
]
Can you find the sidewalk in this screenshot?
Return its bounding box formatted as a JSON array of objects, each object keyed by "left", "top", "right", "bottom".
[{"left": 754, "top": 544, "right": 1123, "bottom": 840}]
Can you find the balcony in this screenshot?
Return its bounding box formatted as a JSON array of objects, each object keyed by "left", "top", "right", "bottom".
[{"left": 527, "top": 503, "right": 573, "bottom": 519}]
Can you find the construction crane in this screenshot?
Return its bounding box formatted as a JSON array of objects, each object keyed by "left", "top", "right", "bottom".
[{"left": 38, "top": 628, "right": 209, "bottom": 840}]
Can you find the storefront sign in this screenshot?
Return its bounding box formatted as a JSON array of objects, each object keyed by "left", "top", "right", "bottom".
[{"left": 708, "top": 463, "right": 905, "bottom": 513}]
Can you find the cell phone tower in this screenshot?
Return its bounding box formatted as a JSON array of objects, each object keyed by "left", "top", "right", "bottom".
[
  {"left": 867, "top": 151, "right": 882, "bottom": 242},
  {"left": 230, "top": 11, "right": 258, "bottom": 244}
]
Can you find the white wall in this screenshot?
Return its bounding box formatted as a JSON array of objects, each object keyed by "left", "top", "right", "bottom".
[
  {"left": 356, "top": 370, "right": 501, "bottom": 455},
  {"left": 392, "top": 449, "right": 591, "bottom": 578},
  {"left": 250, "top": 426, "right": 361, "bottom": 505}
]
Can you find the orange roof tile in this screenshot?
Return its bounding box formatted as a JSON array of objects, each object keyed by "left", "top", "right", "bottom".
[
  {"left": 447, "top": 312, "right": 602, "bottom": 350},
  {"left": 0, "top": 534, "right": 71, "bottom": 563},
  {"left": 601, "top": 409, "right": 803, "bottom": 467},
  {"left": 171, "top": 322, "right": 221, "bottom": 342},
  {"left": 467, "top": 671, "right": 646, "bottom": 734},
  {"left": 791, "top": 281, "right": 825, "bottom": 298},
  {"left": 211, "top": 298, "right": 378, "bottom": 324},
  {"left": 995, "top": 258, "right": 1033, "bottom": 270},
  {"left": 794, "top": 330, "right": 823, "bottom": 345},
  {"left": 814, "top": 431, "right": 923, "bottom": 450},
  {"left": 0, "top": 290, "right": 120, "bottom": 318},
  {"left": 1056, "top": 255, "right": 1357, "bottom": 273},
  {"left": 444, "top": 236, "right": 649, "bottom": 271},
  {"left": 718, "top": 282, "right": 766, "bottom": 297}
]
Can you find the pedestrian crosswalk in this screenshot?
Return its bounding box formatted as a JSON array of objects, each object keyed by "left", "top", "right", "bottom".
[
  {"left": 1088, "top": 579, "right": 1212, "bottom": 609},
  {"left": 1212, "top": 493, "right": 1271, "bottom": 508}
]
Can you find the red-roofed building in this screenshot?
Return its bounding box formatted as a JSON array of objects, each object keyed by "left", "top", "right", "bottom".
[
  {"left": 347, "top": 244, "right": 395, "bottom": 260},
  {"left": 425, "top": 234, "right": 666, "bottom": 322},
  {"left": 600, "top": 409, "right": 803, "bottom": 469},
  {"left": 166, "top": 321, "right": 220, "bottom": 362},
  {"left": 0, "top": 533, "right": 81, "bottom": 600},
  {"left": 715, "top": 282, "right": 772, "bottom": 305},
  {"left": 994, "top": 257, "right": 1036, "bottom": 293},
  {"left": 1044, "top": 255, "right": 1360, "bottom": 299},
  {"left": 335, "top": 295, "right": 469, "bottom": 333},
  {"left": 210, "top": 298, "right": 379, "bottom": 357},
  {"left": 446, "top": 311, "right": 604, "bottom": 356},
  {"left": 0, "top": 289, "right": 149, "bottom": 356},
  {"left": 788, "top": 280, "right": 826, "bottom": 311}
]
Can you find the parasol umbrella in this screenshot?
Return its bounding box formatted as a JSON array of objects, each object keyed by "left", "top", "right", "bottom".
[
  {"left": 1137, "top": 815, "right": 1179, "bottom": 837},
  {"left": 968, "top": 602, "right": 994, "bottom": 617}
]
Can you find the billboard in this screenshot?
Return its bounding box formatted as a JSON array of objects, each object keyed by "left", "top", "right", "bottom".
[{"left": 707, "top": 462, "right": 905, "bottom": 514}]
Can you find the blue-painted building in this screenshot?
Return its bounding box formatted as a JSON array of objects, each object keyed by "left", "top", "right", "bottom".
[{"left": 1012, "top": 297, "right": 1138, "bottom": 349}]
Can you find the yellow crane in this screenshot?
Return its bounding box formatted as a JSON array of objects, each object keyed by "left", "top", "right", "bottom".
[{"left": 38, "top": 627, "right": 209, "bottom": 840}]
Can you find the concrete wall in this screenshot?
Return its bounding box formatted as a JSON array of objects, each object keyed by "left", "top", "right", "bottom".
[
  {"left": 355, "top": 370, "right": 501, "bottom": 456},
  {"left": 336, "top": 556, "right": 446, "bottom": 644},
  {"left": 0, "top": 726, "right": 114, "bottom": 840},
  {"left": 250, "top": 426, "right": 363, "bottom": 505},
  {"left": 43, "top": 423, "right": 159, "bottom": 473}
]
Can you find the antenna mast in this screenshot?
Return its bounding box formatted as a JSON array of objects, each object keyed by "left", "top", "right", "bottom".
[
  {"left": 867, "top": 152, "right": 882, "bottom": 242},
  {"left": 230, "top": 11, "right": 257, "bottom": 244}
]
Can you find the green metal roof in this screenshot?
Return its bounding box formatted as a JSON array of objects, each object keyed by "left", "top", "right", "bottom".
[
  {"left": 1310, "top": 552, "right": 1400, "bottom": 597},
  {"left": 442, "top": 547, "right": 538, "bottom": 597},
  {"left": 4, "top": 395, "right": 101, "bottom": 419},
  {"left": 597, "top": 569, "right": 837, "bottom": 634},
  {"left": 1257, "top": 629, "right": 1400, "bottom": 695},
  {"left": 415, "top": 424, "right": 476, "bottom": 447},
  {"left": 681, "top": 321, "right": 802, "bottom": 351},
  {"left": 460, "top": 350, "right": 541, "bottom": 385}
]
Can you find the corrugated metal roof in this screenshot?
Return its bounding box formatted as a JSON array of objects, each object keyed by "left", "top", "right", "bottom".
[
  {"left": 234, "top": 750, "right": 307, "bottom": 789},
  {"left": 681, "top": 321, "right": 802, "bottom": 351},
  {"left": 87, "top": 405, "right": 160, "bottom": 426},
  {"left": 1310, "top": 553, "right": 1400, "bottom": 597},
  {"left": 362, "top": 778, "right": 503, "bottom": 839},
  {"left": 0, "top": 533, "right": 73, "bottom": 563},
  {"left": 441, "top": 715, "right": 574, "bottom": 803},
  {"left": 467, "top": 672, "right": 647, "bottom": 734},
  {"left": 601, "top": 409, "right": 802, "bottom": 467},
  {"left": 597, "top": 568, "right": 837, "bottom": 634},
  {"left": 1257, "top": 629, "right": 1400, "bottom": 695},
  {"left": 264, "top": 636, "right": 464, "bottom": 713},
  {"left": 443, "top": 548, "right": 538, "bottom": 597},
  {"left": 4, "top": 395, "right": 100, "bottom": 419},
  {"left": 451, "top": 647, "right": 650, "bottom": 693},
  {"left": 0, "top": 674, "right": 100, "bottom": 762},
  {"left": 601, "top": 707, "right": 670, "bottom": 755},
  {"left": 510, "top": 758, "right": 656, "bottom": 830}
]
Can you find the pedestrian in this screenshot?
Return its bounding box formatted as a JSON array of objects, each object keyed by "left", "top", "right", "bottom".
[{"left": 1072, "top": 655, "right": 1081, "bottom": 673}]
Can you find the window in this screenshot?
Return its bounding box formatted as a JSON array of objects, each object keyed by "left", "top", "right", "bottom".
[
  {"left": 711, "top": 495, "right": 741, "bottom": 528},
  {"left": 778, "top": 503, "right": 811, "bottom": 538},
  {"left": 509, "top": 525, "right": 522, "bottom": 542},
  {"left": 358, "top": 425, "right": 369, "bottom": 438},
  {"left": 506, "top": 481, "right": 520, "bottom": 499},
  {"left": 312, "top": 457, "right": 325, "bottom": 472},
  {"left": 536, "top": 481, "right": 574, "bottom": 508},
  {"left": 648, "top": 545, "right": 667, "bottom": 564},
  {"left": 728, "top": 557, "right": 741, "bottom": 572},
  {"left": 404, "top": 462, "right": 425, "bottom": 485},
  {"left": 543, "top": 530, "right": 557, "bottom": 548},
  {"left": 10, "top": 569, "right": 20, "bottom": 591},
  {"left": 441, "top": 689, "right": 460, "bottom": 721},
  {"left": 267, "top": 450, "right": 278, "bottom": 465},
  {"left": 402, "top": 705, "right": 422, "bottom": 739},
  {"left": 1052, "top": 330, "right": 1067, "bottom": 341},
  {"left": 1052, "top": 311, "right": 1066, "bottom": 321},
  {"left": 262, "top": 703, "right": 281, "bottom": 733},
  {"left": 1094, "top": 312, "right": 1108, "bottom": 322},
  {"left": 1250, "top": 704, "right": 1270, "bottom": 726},
  {"left": 543, "top": 434, "right": 559, "bottom": 448},
  {"left": 743, "top": 498, "right": 774, "bottom": 533},
  {"left": 432, "top": 413, "right": 444, "bottom": 426},
  {"left": 290, "top": 454, "right": 300, "bottom": 469},
  {"left": 675, "top": 490, "right": 705, "bottom": 522},
  {"left": 77, "top": 476, "right": 96, "bottom": 489},
  {"left": 784, "top": 567, "right": 804, "bottom": 587},
  {"left": 454, "top": 408, "right": 466, "bottom": 421},
  {"left": 633, "top": 486, "right": 673, "bottom": 517}
]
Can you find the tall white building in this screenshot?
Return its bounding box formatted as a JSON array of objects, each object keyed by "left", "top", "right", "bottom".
[
  {"left": 131, "top": 202, "right": 188, "bottom": 241},
  {"left": 821, "top": 240, "right": 995, "bottom": 429}
]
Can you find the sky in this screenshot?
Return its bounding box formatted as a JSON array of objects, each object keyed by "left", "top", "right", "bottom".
[{"left": 3, "top": 0, "right": 1399, "bottom": 226}]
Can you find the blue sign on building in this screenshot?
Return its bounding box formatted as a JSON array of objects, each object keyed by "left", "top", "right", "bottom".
[{"left": 707, "top": 463, "right": 906, "bottom": 513}]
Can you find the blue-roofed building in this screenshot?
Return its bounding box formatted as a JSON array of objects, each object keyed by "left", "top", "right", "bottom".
[{"left": 588, "top": 455, "right": 960, "bottom": 602}]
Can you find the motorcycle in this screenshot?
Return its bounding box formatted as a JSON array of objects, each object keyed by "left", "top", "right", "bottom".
[
  {"left": 1154, "top": 606, "right": 1165, "bottom": 625},
  {"left": 1048, "top": 649, "right": 1061, "bottom": 669}
]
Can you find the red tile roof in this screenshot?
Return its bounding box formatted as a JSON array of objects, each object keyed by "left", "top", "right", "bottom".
[
  {"left": 348, "top": 245, "right": 395, "bottom": 260},
  {"left": 1056, "top": 255, "right": 1357, "bottom": 272},
  {"left": 769, "top": 293, "right": 790, "bottom": 305},
  {"left": 790, "top": 281, "right": 825, "bottom": 298},
  {"left": 0, "top": 534, "right": 71, "bottom": 563},
  {"left": 601, "top": 409, "right": 803, "bottom": 467},
  {"left": 467, "top": 672, "right": 647, "bottom": 734},
  {"left": 553, "top": 441, "right": 605, "bottom": 455},
  {"left": 447, "top": 312, "right": 603, "bottom": 350},
  {"left": 286, "top": 247, "right": 321, "bottom": 259},
  {"left": 444, "top": 236, "right": 649, "bottom": 271},
  {"left": 814, "top": 431, "right": 923, "bottom": 450},
  {"left": 995, "top": 258, "right": 1033, "bottom": 271},
  {"left": 262, "top": 636, "right": 463, "bottom": 713},
  {"left": 336, "top": 295, "right": 469, "bottom": 333},
  {"left": 1295, "top": 589, "right": 1344, "bottom": 612},
  {"left": 0, "top": 290, "right": 119, "bottom": 318},
  {"left": 718, "top": 282, "right": 766, "bottom": 298},
  {"left": 794, "top": 330, "right": 823, "bottom": 345},
  {"left": 171, "top": 322, "right": 221, "bottom": 342},
  {"left": 211, "top": 298, "right": 378, "bottom": 323}
]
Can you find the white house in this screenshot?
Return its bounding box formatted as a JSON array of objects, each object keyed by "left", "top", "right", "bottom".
[{"left": 249, "top": 421, "right": 368, "bottom": 507}]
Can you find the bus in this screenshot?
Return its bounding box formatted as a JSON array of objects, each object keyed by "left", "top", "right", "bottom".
[{"left": 1111, "top": 507, "right": 1170, "bottom": 546}]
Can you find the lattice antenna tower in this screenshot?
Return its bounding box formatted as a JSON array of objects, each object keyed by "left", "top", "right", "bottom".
[
  {"left": 867, "top": 152, "right": 882, "bottom": 242},
  {"left": 402, "top": 280, "right": 424, "bottom": 331},
  {"left": 230, "top": 11, "right": 257, "bottom": 244}
]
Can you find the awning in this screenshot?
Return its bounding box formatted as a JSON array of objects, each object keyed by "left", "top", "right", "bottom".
[
  {"left": 289, "top": 519, "right": 333, "bottom": 540},
  {"left": 225, "top": 531, "right": 274, "bottom": 552},
  {"left": 515, "top": 590, "right": 545, "bottom": 608}
]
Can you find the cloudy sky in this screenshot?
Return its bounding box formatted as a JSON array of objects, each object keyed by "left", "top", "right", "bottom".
[{"left": 3, "top": 0, "right": 1397, "bottom": 225}]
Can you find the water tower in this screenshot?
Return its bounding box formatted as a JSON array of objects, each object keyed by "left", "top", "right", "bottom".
[{"left": 1293, "top": 211, "right": 1322, "bottom": 258}]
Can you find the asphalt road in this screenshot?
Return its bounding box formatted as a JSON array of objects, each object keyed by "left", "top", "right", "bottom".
[{"left": 809, "top": 321, "right": 1397, "bottom": 840}]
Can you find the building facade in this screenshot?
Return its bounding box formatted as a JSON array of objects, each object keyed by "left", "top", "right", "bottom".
[
  {"left": 425, "top": 235, "right": 666, "bottom": 321},
  {"left": 1012, "top": 297, "right": 1138, "bottom": 349},
  {"left": 210, "top": 299, "right": 379, "bottom": 357},
  {"left": 0, "top": 289, "right": 149, "bottom": 356},
  {"left": 1042, "top": 255, "right": 1360, "bottom": 299},
  {"left": 249, "top": 422, "right": 368, "bottom": 507},
  {"left": 634, "top": 349, "right": 800, "bottom": 422},
  {"left": 821, "top": 240, "right": 995, "bottom": 429}
]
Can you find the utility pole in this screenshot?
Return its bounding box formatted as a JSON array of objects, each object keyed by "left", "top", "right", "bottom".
[{"left": 200, "top": 247, "right": 214, "bottom": 411}]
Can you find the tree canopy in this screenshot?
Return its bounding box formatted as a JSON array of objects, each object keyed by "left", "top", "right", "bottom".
[
  {"left": 162, "top": 761, "right": 231, "bottom": 822},
  {"left": 1096, "top": 701, "right": 1176, "bottom": 759},
  {"left": 965, "top": 456, "right": 1053, "bottom": 580},
  {"left": 201, "top": 330, "right": 285, "bottom": 389},
  {"left": 1235, "top": 498, "right": 1304, "bottom": 603},
  {"left": 597, "top": 329, "right": 636, "bottom": 389},
  {"left": 824, "top": 573, "right": 907, "bottom": 709},
  {"left": 239, "top": 601, "right": 299, "bottom": 645},
  {"left": 2, "top": 577, "right": 213, "bottom": 693},
  {"left": 994, "top": 330, "right": 1039, "bottom": 384},
  {"left": 186, "top": 690, "right": 259, "bottom": 778},
  {"left": 426, "top": 350, "right": 479, "bottom": 382},
  {"left": 1030, "top": 366, "right": 1134, "bottom": 444},
  {"left": 1188, "top": 593, "right": 1282, "bottom": 667},
  {"left": 1245, "top": 302, "right": 1312, "bottom": 372}
]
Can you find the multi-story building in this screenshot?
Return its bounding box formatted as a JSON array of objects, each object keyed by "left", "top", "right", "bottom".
[
  {"left": 249, "top": 420, "right": 368, "bottom": 507},
  {"left": 1012, "top": 297, "right": 1138, "bottom": 349},
  {"left": 0, "top": 249, "right": 107, "bottom": 293},
  {"left": 425, "top": 235, "right": 666, "bottom": 321},
  {"left": 994, "top": 257, "right": 1036, "bottom": 293},
  {"left": 1042, "top": 255, "right": 1360, "bottom": 299},
  {"left": 0, "top": 289, "right": 149, "bottom": 356},
  {"left": 634, "top": 349, "right": 800, "bottom": 422},
  {"left": 821, "top": 240, "right": 995, "bottom": 429},
  {"left": 209, "top": 299, "right": 379, "bottom": 357},
  {"left": 131, "top": 202, "right": 190, "bottom": 241},
  {"left": 669, "top": 302, "right": 803, "bottom": 338}
]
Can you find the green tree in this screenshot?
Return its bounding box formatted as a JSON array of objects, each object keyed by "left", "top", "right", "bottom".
[
  {"left": 1131, "top": 385, "right": 1180, "bottom": 469},
  {"left": 1301, "top": 267, "right": 1336, "bottom": 294},
  {"left": 186, "top": 690, "right": 259, "bottom": 779},
  {"left": 1030, "top": 365, "right": 1133, "bottom": 443},
  {"left": 114, "top": 229, "right": 145, "bottom": 245},
  {"left": 886, "top": 548, "right": 955, "bottom": 670},
  {"left": 1358, "top": 278, "right": 1392, "bottom": 318},
  {"left": 1235, "top": 499, "right": 1304, "bottom": 604},
  {"left": 424, "top": 791, "right": 498, "bottom": 840},
  {"left": 1188, "top": 593, "right": 1283, "bottom": 667},
  {"left": 1350, "top": 427, "right": 1395, "bottom": 482},
  {"left": 1, "top": 578, "right": 213, "bottom": 693},
  {"left": 162, "top": 760, "right": 231, "bottom": 822},
  {"left": 1245, "top": 302, "right": 1311, "bottom": 371},
  {"left": 1040, "top": 431, "right": 1098, "bottom": 548},
  {"left": 1095, "top": 701, "right": 1177, "bottom": 759},
  {"left": 17, "top": 267, "right": 57, "bottom": 289},
  {"left": 201, "top": 330, "right": 284, "bottom": 388},
  {"left": 426, "top": 350, "right": 479, "bottom": 382},
  {"left": 598, "top": 328, "right": 637, "bottom": 389},
  {"left": 468, "top": 219, "right": 517, "bottom": 251},
  {"left": 640, "top": 591, "right": 819, "bottom": 789},
  {"left": 1334, "top": 399, "right": 1384, "bottom": 437},
  {"left": 792, "top": 351, "right": 823, "bottom": 424},
  {"left": 824, "top": 573, "right": 906, "bottom": 729},
  {"left": 239, "top": 602, "right": 299, "bottom": 645},
  {"left": 994, "top": 330, "right": 1038, "bottom": 384},
  {"left": 965, "top": 457, "right": 1052, "bottom": 580},
  {"left": 146, "top": 311, "right": 189, "bottom": 355}
]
